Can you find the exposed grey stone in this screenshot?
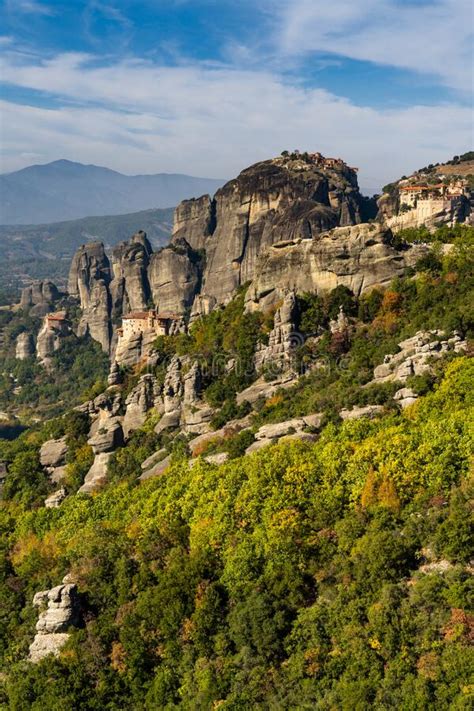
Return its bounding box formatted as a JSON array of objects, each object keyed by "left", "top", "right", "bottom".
[
  {"left": 87, "top": 416, "right": 123, "bottom": 454},
  {"left": 339, "top": 405, "right": 385, "bottom": 420},
  {"left": 40, "top": 437, "right": 68, "bottom": 469},
  {"left": 139, "top": 454, "right": 172, "bottom": 481},
  {"left": 256, "top": 418, "right": 306, "bottom": 440},
  {"left": 44, "top": 488, "right": 67, "bottom": 508},
  {"left": 78, "top": 452, "right": 112, "bottom": 493},
  {"left": 29, "top": 583, "right": 82, "bottom": 663},
  {"left": 140, "top": 448, "right": 167, "bottom": 471},
  {"left": 123, "top": 374, "right": 162, "bottom": 437},
  {"left": 16, "top": 332, "right": 35, "bottom": 360},
  {"left": 204, "top": 452, "right": 229, "bottom": 465}
]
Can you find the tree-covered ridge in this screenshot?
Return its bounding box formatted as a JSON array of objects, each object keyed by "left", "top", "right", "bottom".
[{"left": 0, "top": 357, "right": 472, "bottom": 709}]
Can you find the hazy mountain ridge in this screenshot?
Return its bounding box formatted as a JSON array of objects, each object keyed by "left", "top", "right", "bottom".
[{"left": 0, "top": 159, "right": 225, "bottom": 225}]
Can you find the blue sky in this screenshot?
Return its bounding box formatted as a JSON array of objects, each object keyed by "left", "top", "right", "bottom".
[{"left": 0, "top": 0, "right": 472, "bottom": 191}]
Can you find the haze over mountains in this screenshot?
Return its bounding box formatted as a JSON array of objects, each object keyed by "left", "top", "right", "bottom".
[{"left": 0, "top": 160, "right": 225, "bottom": 225}]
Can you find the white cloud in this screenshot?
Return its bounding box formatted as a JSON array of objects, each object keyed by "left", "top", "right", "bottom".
[
  {"left": 0, "top": 50, "right": 471, "bottom": 190},
  {"left": 272, "top": 0, "right": 473, "bottom": 92},
  {"left": 6, "top": 0, "right": 54, "bottom": 16}
]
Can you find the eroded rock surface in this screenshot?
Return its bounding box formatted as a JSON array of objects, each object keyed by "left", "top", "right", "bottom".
[{"left": 29, "top": 582, "right": 82, "bottom": 663}]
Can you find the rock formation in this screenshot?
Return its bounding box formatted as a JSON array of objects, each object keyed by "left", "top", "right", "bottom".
[
  {"left": 20, "top": 280, "right": 61, "bottom": 316},
  {"left": 177, "top": 155, "right": 364, "bottom": 310},
  {"left": 36, "top": 312, "right": 72, "bottom": 364},
  {"left": 122, "top": 374, "right": 162, "bottom": 437},
  {"left": 110, "top": 231, "right": 153, "bottom": 316},
  {"left": 245, "top": 223, "right": 426, "bottom": 311},
  {"left": 172, "top": 194, "right": 216, "bottom": 250},
  {"left": 372, "top": 331, "right": 467, "bottom": 384},
  {"left": 40, "top": 436, "right": 68, "bottom": 483},
  {"left": 254, "top": 291, "right": 300, "bottom": 374},
  {"left": 68, "top": 242, "right": 112, "bottom": 352},
  {"left": 29, "top": 582, "right": 82, "bottom": 663},
  {"left": 148, "top": 237, "right": 201, "bottom": 314},
  {"left": 15, "top": 332, "right": 34, "bottom": 360}
]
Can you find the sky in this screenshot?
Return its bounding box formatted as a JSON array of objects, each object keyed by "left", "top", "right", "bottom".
[{"left": 0, "top": 0, "right": 472, "bottom": 192}]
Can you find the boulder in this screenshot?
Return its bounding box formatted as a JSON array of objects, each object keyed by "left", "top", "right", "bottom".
[
  {"left": 256, "top": 418, "right": 306, "bottom": 440},
  {"left": 141, "top": 448, "right": 167, "bottom": 471},
  {"left": 29, "top": 583, "right": 82, "bottom": 663},
  {"left": 78, "top": 452, "right": 112, "bottom": 494},
  {"left": 139, "top": 454, "right": 172, "bottom": 481},
  {"left": 88, "top": 417, "right": 123, "bottom": 454},
  {"left": 394, "top": 387, "right": 419, "bottom": 409},
  {"left": 204, "top": 452, "right": 229, "bottom": 465},
  {"left": 44, "top": 488, "right": 67, "bottom": 508},
  {"left": 40, "top": 437, "right": 68, "bottom": 469},
  {"left": 339, "top": 405, "right": 385, "bottom": 420}
]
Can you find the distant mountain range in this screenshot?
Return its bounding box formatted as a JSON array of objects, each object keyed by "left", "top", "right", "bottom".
[
  {"left": 0, "top": 207, "right": 174, "bottom": 259},
  {"left": 0, "top": 160, "right": 225, "bottom": 225}
]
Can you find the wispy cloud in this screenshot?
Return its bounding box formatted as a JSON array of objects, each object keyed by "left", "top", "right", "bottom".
[
  {"left": 0, "top": 50, "right": 471, "bottom": 189},
  {"left": 271, "top": 0, "right": 473, "bottom": 92},
  {"left": 6, "top": 0, "right": 54, "bottom": 16}
]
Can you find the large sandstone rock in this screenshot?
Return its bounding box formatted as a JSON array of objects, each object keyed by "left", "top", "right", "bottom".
[
  {"left": 122, "top": 374, "right": 162, "bottom": 437},
  {"left": 148, "top": 238, "right": 201, "bottom": 315},
  {"left": 254, "top": 291, "right": 300, "bottom": 374},
  {"left": 339, "top": 405, "right": 385, "bottom": 420},
  {"left": 245, "top": 223, "right": 427, "bottom": 311},
  {"left": 79, "top": 452, "right": 112, "bottom": 494},
  {"left": 183, "top": 156, "right": 364, "bottom": 307},
  {"left": 40, "top": 437, "right": 68, "bottom": 469},
  {"left": 88, "top": 416, "right": 124, "bottom": 454},
  {"left": 20, "top": 280, "right": 60, "bottom": 316},
  {"left": 29, "top": 582, "right": 82, "bottom": 663},
  {"left": 36, "top": 312, "right": 72, "bottom": 363},
  {"left": 68, "top": 242, "right": 112, "bottom": 352},
  {"left": 16, "top": 332, "right": 34, "bottom": 360},
  {"left": 110, "top": 231, "right": 152, "bottom": 316}
]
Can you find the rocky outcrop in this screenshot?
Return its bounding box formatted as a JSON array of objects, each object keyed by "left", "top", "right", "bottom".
[
  {"left": 110, "top": 231, "right": 152, "bottom": 316},
  {"left": 88, "top": 416, "right": 124, "bottom": 454},
  {"left": 44, "top": 487, "right": 67, "bottom": 508},
  {"left": 245, "top": 223, "right": 426, "bottom": 312},
  {"left": 181, "top": 155, "right": 363, "bottom": 308},
  {"left": 29, "top": 582, "right": 82, "bottom": 663},
  {"left": 20, "top": 280, "right": 61, "bottom": 316},
  {"left": 78, "top": 408, "right": 124, "bottom": 494},
  {"left": 16, "top": 332, "right": 34, "bottom": 360},
  {"left": 122, "top": 374, "right": 162, "bottom": 437},
  {"left": 372, "top": 331, "right": 467, "bottom": 384},
  {"left": 79, "top": 452, "right": 112, "bottom": 493},
  {"left": 394, "top": 387, "right": 419, "bottom": 409},
  {"left": 339, "top": 405, "right": 385, "bottom": 420},
  {"left": 254, "top": 291, "right": 300, "bottom": 374},
  {"left": 68, "top": 242, "right": 112, "bottom": 352},
  {"left": 40, "top": 436, "right": 68, "bottom": 482},
  {"left": 36, "top": 312, "right": 72, "bottom": 364},
  {"left": 148, "top": 238, "right": 201, "bottom": 314}
]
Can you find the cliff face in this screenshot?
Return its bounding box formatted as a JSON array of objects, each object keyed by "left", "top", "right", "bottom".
[
  {"left": 175, "top": 156, "right": 363, "bottom": 307},
  {"left": 65, "top": 153, "right": 432, "bottom": 361},
  {"left": 68, "top": 242, "right": 112, "bottom": 352},
  {"left": 246, "top": 223, "right": 426, "bottom": 311}
]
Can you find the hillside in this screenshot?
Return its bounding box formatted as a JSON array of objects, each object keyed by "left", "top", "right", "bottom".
[
  {"left": 0, "top": 151, "right": 472, "bottom": 709},
  {"left": 0, "top": 160, "right": 225, "bottom": 225}
]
